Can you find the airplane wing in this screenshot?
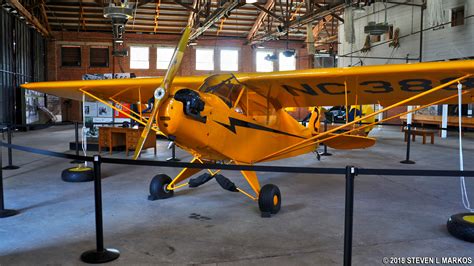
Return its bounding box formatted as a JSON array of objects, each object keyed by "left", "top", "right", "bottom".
[
  {"left": 21, "top": 76, "right": 207, "bottom": 103},
  {"left": 234, "top": 60, "right": 474, "bottom": 107}
]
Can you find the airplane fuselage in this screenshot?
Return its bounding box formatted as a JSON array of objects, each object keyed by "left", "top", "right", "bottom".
[{"left": 158, "top": 88, "right": 316, "bottom": 164}]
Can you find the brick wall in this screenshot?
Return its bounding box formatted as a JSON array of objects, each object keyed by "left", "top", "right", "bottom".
[
  {"left": 48, "top": 31, "right": 311, "bottom": 81},
  {"left": 47, "top": 31, "right": 311, "bottom": 121}
]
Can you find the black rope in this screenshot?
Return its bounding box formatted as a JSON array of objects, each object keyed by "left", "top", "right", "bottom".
[{"left": 1, "top": 142, "right": 474, "bottom": 177}]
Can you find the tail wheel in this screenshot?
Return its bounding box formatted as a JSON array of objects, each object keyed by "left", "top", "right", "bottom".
[
  {"left": 258, "top": 184, "right": 281, "bottom": 217},
  {"left": 148, "top": 174, "right": 174, "bottom": 201},
  {"left": 447, "top": 213, "right": 474, "bottom": 242}
]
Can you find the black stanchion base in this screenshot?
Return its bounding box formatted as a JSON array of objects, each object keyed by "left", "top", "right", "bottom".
[
  {"left": 0, "top": 209, "right": 20, "bottom": 218},
  {"left": 70, "top": 159, "right": 85, "bottom": 164},
  {"left": 2, "top": 165, "right": 20, "bottom": 170},
  {"left": 166, "top": 157, "right": 180, "bottom": 162},
  {"left": 400, "top": 160, "right": 415, "bottom": 164},
  {"left": 321, "top": 152, "right": 332, "bottom": 156},
  {"left": 81, "top": 248, "right": 120, "bottom": 264}
]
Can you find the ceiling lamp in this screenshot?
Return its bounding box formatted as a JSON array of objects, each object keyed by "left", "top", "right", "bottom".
[
  {"left": 364, "top": 21, "right": 390, "bottom": 35},
  {"left": 104, "top": 1, "right": 134, "bottom": 54},
  {"left": 364, "top": 1, "right": 391, "bottom": 35}
]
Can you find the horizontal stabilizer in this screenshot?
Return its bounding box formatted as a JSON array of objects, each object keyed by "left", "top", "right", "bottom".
[{"left": 322, "top": 134, "right": 376, "bottom": 150}]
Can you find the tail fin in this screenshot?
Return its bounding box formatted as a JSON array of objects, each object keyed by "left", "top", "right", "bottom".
[{"left": 308, "top": 107, "right": 321, "bottom": 135}]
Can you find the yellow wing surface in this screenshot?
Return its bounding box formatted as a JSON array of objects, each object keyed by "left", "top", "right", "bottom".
[
  {"left": 21, "top": 60, "right": 474, "bottom": 106},
  {"left": 21, "top": 76, "right": 207, "bottom": 102},
  {"left": 235, "top": 60, "right": 474, "bottom": 107}
]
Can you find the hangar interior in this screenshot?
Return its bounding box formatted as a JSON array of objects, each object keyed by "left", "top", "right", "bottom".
[{"left": 0, "top": 0, "right": 473, "bottom": 265}]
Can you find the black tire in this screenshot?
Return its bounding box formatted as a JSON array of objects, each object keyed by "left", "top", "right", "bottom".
[
  {"left": 447, "top": 213, "right": 474, "bottom": 242},
  {"left": 258, "top": 184, "right": 281, "bottom": 217},
  {"left": 61, "top": 167, "right": 94, "bottom": 182},
  {"left": 148, "top": 174, "right": 174, "bottom": 200}
]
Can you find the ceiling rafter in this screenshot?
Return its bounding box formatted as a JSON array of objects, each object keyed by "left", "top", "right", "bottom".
[
  {"left": 247, "top": 0, "right": 275, "bottom": 40},
  {"left": 6, "top": 0, "right": 51, "bottom": 36}
]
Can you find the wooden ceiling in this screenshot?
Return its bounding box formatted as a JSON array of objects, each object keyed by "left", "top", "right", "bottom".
[{"left": 4, "top": 0, "right": 346, "bottom": 50}]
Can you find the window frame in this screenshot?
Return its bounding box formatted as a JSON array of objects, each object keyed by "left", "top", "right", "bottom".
[
  {"left": 278, "top": 50, "right": 297, "bottom": 71},
  {"left": 129, "top": 46, "right": 150, "bottom": 69},
  {"left": 61, "top": 46, "right": 82, "bottom": 67},
  {"left": 255, "top": 49, "right": 275, "bottom": 72},
  {"left": 195, "top": 47, "right": 215, "bottom": 71},
  {"left": 89, "top": 47, "right": 109, "bottom": 68},
  {"left": 219, "top": 48, "right": 239, "bottom": 72},
  {"left": 156, "top": 46, "right": 175, "bottom": 70}
]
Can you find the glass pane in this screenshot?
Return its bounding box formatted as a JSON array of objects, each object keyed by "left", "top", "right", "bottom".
[
  {"left": 256, "top": 50, "right": 274, "bottom": 72},
  {"left": 279, "top": 52, "right": 296, "bottom": 71},
  {"left": 196, "top": 48, "right": 214, "bottom": 70},
  {"left": 130, "top": 47, "right": 149, "bottom": 69},
  {"left": 156, "top": 47, "right": 175, "bottom": 69},
  {"left": 220, "top": 49, "right": 238, "bottom": 71}
]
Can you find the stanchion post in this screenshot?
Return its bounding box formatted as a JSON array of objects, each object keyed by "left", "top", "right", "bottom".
[
  {"left": 3, "top": 126, "right": 20, "bottom": 170},
  {"left": 343, "top": 165, "right": 356, "bottom": 266},
  {"left": 80, "top": 155, "right": 120, "bottom": 263},
  {"left": 321, "top": 119, "right": 332, "bottom": 156},
  {"left": 400, "top": 124, "right": 415, "bottom": 164},
  {"left": 0, "top": 142, "right": 19, "bottom": 218},
  {"left": 71, "top": 121, "right": 84, "bottom": 164}
]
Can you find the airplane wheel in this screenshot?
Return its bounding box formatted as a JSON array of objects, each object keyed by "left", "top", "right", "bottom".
[
  {"left": 148, "top": 174, "right": 174, "bottom": 201},
  {"left": 447, "top": 213, "right": 474, "bottom": 242},
  {"left": 258, "top": 184, "right": 281, "bottom": 218}
]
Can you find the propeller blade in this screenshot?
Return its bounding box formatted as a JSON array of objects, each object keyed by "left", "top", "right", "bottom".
[{"left": 133, "top": 27, "right": 192, "bottom": 160}]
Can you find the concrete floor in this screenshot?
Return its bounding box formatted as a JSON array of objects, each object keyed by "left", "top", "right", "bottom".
[{"left": 0, "top": 125, "right": 473, "bottom": 265}]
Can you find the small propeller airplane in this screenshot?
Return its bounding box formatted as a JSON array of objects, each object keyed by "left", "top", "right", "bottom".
[{"left": 22, "top": 26, "right": 474, "bottom": 217}]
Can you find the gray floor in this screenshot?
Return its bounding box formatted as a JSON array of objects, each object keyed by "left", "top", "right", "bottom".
[{"left": 0, "top": 125, "right": 473, "bottom": 265}]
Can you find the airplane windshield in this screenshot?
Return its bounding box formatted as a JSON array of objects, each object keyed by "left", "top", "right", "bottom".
[{"left": 199, "top": 74, "right": 243, "bottom": 108}]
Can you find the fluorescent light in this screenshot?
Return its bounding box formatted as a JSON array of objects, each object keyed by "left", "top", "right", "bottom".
[{"left": 246, "top": 0, "right": 258, "bottom": 3}]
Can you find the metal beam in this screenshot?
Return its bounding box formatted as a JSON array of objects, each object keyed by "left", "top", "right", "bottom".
[
  {"left": 189, "top": 0, "right": 242, "bottom": 41},
  {"left": 249, "top": 2, "right": 345, "bottom": 45},
  {"left": 7, "top": 0, "right": 51, "bottom": 36},
  {"left": 252, "top": 2, "right": 284, "bottom": 23},
  {"left": 247, "top": 0, "right": 275, "bottom": 40}
]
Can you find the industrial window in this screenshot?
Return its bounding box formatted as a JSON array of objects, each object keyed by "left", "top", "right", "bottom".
[
  {"left": 130, "top": 46, "right": 149, "bottom": 69},
  {"left": 220, "top": 49, "right": 239, "bottom": 71},
  {"left": 89, "top": 47, "right": 109, "bottom": 67},
  {"left": 451, "top": 6, "right": 465, "bottom": 27},
  {"left": 156, "top": 47, "right": 174, "bottom": 69},
  {"left": 195, "top": 48, "right": 214, "bottom": 71},
  {"left": 256, "top": 50, "right": 274, "bottom": 72},
  {"left": 61, "top": 46, "right": 81, "bottom": 67},
  {"left": 278, "top": 51, "right": 296, "bottom": 71}
]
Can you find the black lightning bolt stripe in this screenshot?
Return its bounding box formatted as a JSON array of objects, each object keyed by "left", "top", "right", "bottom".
[{"left": 214, "top": 117, "right": 305, "bottom": 139}]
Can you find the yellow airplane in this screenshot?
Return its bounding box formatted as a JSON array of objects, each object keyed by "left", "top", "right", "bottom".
[{"left": 22, "top": 27, "right": 474, "bottom": 217}]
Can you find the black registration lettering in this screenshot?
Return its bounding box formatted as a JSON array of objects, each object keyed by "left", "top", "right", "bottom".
[
  {"left": 399, "top": 79, "right": 432, "bottom": 92},
  {"left": 282, "top": 84, "right": 318, "bottom": 96},
  {"left": 360, "top": 80, "right": 393, "bottom": 94},
  {"left": 317, "top": 83, "right": 346, "bottom": 95}
]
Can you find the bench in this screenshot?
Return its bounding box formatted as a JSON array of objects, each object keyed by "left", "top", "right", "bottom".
[{"left": 403, "top": 127, "right": 435, "bottom": 144}]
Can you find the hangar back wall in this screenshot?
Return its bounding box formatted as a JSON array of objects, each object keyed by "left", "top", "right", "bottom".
[{"left": 46, "top": 31, "right": 312, "bottom": 121}]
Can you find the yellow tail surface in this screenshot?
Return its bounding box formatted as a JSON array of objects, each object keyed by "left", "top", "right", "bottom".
[{"left": 322, "top": 134, "right": 376, "bottom": 150}]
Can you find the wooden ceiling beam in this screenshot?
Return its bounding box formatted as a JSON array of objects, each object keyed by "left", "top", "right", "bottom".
[
  {"left": 7, "top": 0, "right": 51, "bottom": 36},
  {"left": 247, "top": 0, "right": 275, "bottom": 40}
]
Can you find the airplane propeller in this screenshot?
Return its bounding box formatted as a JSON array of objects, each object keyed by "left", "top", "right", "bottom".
[{"left": 133, "top": 26, "right": 192, "bottom": 160}]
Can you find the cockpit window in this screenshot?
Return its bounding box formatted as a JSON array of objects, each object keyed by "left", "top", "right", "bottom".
[{"left": 199, "top": 74, "right": 243, "bottom": 108}]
